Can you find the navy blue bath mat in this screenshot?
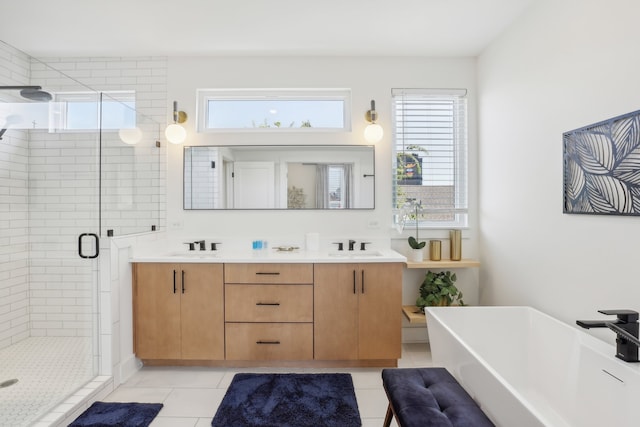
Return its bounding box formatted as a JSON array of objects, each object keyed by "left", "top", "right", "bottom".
[
  {"left": 212, "top": 373, "right": 362, "bottom": 427},
  {"left": 68, "top": 401, "right": 163, "bottom": 427}
]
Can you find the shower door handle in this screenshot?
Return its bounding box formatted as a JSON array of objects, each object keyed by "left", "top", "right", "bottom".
[{"left": 78, "top": 233, "right": 99, "bottom": 259}]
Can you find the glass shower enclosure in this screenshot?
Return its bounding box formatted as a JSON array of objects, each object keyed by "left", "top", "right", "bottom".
[{"left": 0, "top": 40, "right": 162, "bottom": 426}]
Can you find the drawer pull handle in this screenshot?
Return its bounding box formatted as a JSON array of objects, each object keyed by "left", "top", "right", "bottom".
[
  {"left": 173, "top": 270, "right": 177, "bottom": 294},
  {"left": 256, "top": 302, "right": 280, "bottom": 306},
  {"left": 255, "top": 272, "right": 281, "bottom": 275},
  {"left": 256, "top": 340, "right": 280, "bottom": 345}
]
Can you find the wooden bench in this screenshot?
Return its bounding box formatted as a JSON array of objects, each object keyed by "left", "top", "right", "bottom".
[{"left": 382, "top": 367, "right": 495, "bottom": 427}]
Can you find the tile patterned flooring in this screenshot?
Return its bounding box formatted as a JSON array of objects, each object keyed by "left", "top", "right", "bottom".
[
  {"left": 104, "top": 343, "right": 432, "bottom": 427},
  {"left": 0, "top": 337, "right": 94, "bottom": 427}
]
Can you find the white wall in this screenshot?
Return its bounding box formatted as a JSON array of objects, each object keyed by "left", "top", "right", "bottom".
[
  {"left": 478, "top": 0, "right": 640, "bottom": 340},
  {"left": 166, "top": 56, "right": 478, "bottom": 246}
]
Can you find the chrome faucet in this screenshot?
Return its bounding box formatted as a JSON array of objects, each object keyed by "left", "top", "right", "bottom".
[{"left": 577, "top": 309, "right": 639, "bottom": 362}]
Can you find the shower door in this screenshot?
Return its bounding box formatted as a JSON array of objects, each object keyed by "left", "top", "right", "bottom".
[{"left": 0, "top": 73, "right": 102, "bottom": 427}]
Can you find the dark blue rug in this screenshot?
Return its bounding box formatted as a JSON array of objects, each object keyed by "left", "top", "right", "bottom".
[
  {"left": 212, "top": 373, "right": 362, "bottom": 427},
  {"left": 68, "top": 402, "right": 163, "bottom": 427}
]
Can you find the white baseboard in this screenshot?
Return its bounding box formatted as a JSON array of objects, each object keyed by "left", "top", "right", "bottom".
[{"left": 117, "top": 354, "right": 142, "bottom": 386}]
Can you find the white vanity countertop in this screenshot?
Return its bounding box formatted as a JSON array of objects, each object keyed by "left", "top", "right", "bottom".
[{"left": 130, "top": 248, "right": 406, "bottom": 264}]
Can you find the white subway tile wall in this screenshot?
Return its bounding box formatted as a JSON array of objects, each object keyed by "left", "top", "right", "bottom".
[
  {"left": 28, "top": 56, "right": 167, "bottom": 337},
  {"left": 34, "top": 56, "right": 167, "bottom": 237},
  {"left": 184, "top": 147, "right": 220, "bottom": 209},
  {"left": 0, "top": 41, "right": 31, "bottom": 349},
  {"left": 0, "top": 48, "right": 167, "bottom": 344}
]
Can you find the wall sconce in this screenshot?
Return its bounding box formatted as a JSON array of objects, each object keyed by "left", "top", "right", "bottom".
[
  {"left": 364, "top": 99, "right": 384, "bottom": 143},
  {"left": 165, "top": 101, "right": 187, "bottom": 144}
]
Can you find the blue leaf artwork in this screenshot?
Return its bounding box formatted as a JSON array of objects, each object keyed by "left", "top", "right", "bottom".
[{"left": 563, "top": 110, "right": 640, "bottom": 215}]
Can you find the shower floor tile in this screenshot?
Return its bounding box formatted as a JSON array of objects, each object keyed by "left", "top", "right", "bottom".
[{"left": 0, "top": 337, "right": 93, "bottom": 427}]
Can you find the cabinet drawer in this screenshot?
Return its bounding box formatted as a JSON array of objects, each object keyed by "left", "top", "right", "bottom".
[
  {"left": 225, "top": 323, "right": 313, "bottom": 360},
  {"left": 224, "top": 263, "right": 313, "bottom": 284},
  {"left": 226, "top": 284, "right": 313, "bottom": 322}
]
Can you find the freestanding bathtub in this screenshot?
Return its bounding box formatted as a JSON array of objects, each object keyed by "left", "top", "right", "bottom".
[{"left": 426, "top": 306, "right": 640, "bottom": 427}]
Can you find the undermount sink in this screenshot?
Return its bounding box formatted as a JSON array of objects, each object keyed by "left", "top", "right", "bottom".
[
  {"left": 328, "top": 250, "right": 383, "bottom": 258},
  {"left": 351, "top": 250, "right": 383, "bottom": 258},
  {"left": 167, "top": 251, "right": 219, "bottom": 258}
]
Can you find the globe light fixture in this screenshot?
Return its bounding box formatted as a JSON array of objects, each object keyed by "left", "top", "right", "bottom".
[
  {"left": 364, "top": 99, "right": 383, "bottom": 143},
  {"left": 165, "top": 101, "right": 187, "bottom": 144}
]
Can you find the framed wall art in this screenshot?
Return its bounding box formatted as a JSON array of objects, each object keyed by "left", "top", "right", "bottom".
[{"left": 563, "top": 109, "right": 640, "bottom": 215}]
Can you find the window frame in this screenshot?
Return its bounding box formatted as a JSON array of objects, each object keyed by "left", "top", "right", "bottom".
[
  {"left": 196, "top": 88, "right": 352, "bottom": 133},
  {"left": 392, "top": 88, "right": 469, "bottom": 230}
]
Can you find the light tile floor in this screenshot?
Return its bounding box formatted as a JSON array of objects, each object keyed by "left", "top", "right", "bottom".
[
  {"left": 103, "top": 343, "right": 433, "bottom": 427},
  {"left": 0, "top": 337, "right": 94, "bottom": 427}
]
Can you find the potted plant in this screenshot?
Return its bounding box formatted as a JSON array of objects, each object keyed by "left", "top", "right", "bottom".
[
  {"left": 407, "top": 201, "right": 425, "bottom": 262},
  {"left": 416, "top": 270, "right": 464, "bottom": 311},
  {"left": 408, "top": 236, "right": 425, "bottom": 262}
]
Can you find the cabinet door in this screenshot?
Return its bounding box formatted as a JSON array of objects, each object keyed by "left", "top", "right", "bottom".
[
  {"left": 134, "top": 263, "right": 181, "bottom": 359},
  {"left": 180, "top": 264, "right": 225, "bottom": 360},
  {"left": 358, "top": 262, "right": 402, "bottom": 359},
  {"left": 314, "top": 263, "right": 359, "bottom": 360}
]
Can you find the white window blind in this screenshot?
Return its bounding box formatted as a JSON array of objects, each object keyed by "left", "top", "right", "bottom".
[
  {"left": 392, "top": 88, "right": 468, "bottom": 227},
  {"left": 326, "top": 165, "right": 341, "bottom": 208}
]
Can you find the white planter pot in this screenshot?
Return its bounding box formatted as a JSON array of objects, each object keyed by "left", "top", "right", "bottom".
[{"left": 409, "top": 248, "right": 424, "bottom": 262}]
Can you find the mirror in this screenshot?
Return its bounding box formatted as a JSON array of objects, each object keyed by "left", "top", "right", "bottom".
[{"left": 184, "top": 145, "right": 375, "bottom": 210}]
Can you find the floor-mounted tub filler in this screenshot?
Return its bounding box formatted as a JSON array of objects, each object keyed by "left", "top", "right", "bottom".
[{"left": 426, "top": 306, "right": 640, "bottom": 427}]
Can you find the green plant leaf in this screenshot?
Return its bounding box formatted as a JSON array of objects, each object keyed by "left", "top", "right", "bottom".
[
  {"left": 418, "top": 269, "right": 463, "bottom": 307},
  {"left": 408, "top": 236, "right": 426, "bottom": 249}
]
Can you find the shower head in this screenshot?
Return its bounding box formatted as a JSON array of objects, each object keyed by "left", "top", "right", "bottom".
[
  {"left": 20, "top": 87, "right": 52, "bottom": 102},
  {"left": 0, "top": 85, "right": 52, "bottom": 102}
]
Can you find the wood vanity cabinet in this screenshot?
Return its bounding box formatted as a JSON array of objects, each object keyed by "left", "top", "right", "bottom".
[
  {"left": 224, "top": 263, "right": 314, "bottom": 361},
  {"left": 133, "top": 263, "right": 224, "bottom": 360},
  {"left": 133, "top": 260, "right": 402, "bottom": 366},
  {"left": 314, "top": 262, "right": 403, "bottom": 361}
]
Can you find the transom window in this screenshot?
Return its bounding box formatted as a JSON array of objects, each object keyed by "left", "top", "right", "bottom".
[
  {"left": 392, "top": 88, "right": 468, "bottom": 229},
  {"left": 0, "top": 91, "right": 135, "bottom": 132},
  {"left": 51, "top": 91, "right": 136, "bottom": 131},
  {"left": 197, "top": 88, "right": 351, "bottom": 131}
]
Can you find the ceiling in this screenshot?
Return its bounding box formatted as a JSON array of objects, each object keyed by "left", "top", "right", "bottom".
[{"left": 1, "top": 0, "right": 534, "bottom": 58}]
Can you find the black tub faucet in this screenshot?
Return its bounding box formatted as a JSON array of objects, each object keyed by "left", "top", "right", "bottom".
[{"left": 577, "top": 309, "right": 640, "bottom": 362}]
